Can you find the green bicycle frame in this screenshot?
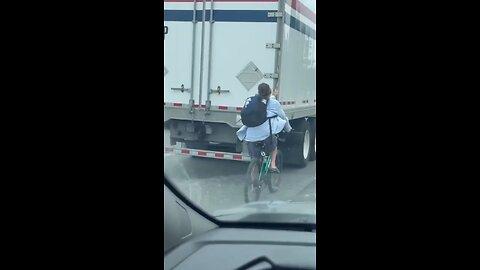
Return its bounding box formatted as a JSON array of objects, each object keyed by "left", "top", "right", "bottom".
[{"left": 257, "top": 155, "right": 272, "bottom": 182}]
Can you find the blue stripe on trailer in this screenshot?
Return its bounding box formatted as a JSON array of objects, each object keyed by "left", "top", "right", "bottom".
[
  {"left": 164, "top": 10, "right": 277, "bottom": 22},
  {"left": 285, "top": 13, "right": 316, "bottom": 40},
  {"left": 164, "top": 10, "right": 193, "bottom": 21},
  {"left": 164, "top": 9, "right": 316, "bottom": 40}
]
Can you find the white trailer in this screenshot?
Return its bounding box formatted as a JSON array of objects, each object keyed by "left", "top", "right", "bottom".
[{"left": 164, "top": 0, "right": 316, "bottom": 167}]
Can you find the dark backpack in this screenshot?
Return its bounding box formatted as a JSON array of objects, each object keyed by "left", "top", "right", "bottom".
[{"left": 241, "top": 95, "right": 273, "bottom": 127}]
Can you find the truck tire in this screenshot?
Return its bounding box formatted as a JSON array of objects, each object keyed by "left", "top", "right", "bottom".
[
  {"left": 288, "top": 119, "right": 311, "bottom": 168},
  {"left": 309, "top": 119, "right": 316, "bottom": 161}
]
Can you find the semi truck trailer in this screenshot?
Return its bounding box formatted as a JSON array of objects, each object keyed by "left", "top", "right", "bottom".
[{"left": 164, "top": 0, "right": 316, "bottom": 167}]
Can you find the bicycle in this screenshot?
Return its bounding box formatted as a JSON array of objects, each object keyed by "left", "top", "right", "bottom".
[{"left": 244, "top": 140, "right": 283, "bottom": 203}]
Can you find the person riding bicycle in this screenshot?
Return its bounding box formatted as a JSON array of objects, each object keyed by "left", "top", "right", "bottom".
[{"left": 237, "top": 83, "right": 292, "bottom": 173}]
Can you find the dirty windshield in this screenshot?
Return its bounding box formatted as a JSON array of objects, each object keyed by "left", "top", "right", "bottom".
[{"left": 164, "top": 0, "right": 316, "bottom": 225}]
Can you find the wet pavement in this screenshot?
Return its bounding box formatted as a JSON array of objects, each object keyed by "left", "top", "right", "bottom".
[{"left": 164, "top": 129, "right": 316, "bottom": 214}]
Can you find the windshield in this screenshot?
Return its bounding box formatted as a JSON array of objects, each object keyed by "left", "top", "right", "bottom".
[{"left": 164, "top": 0, "right": 316, "bottom": 225}]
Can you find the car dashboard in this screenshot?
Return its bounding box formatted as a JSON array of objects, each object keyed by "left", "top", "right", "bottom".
[
  {"left": 164, "top": 227, "right": 316, "bottom": 270},
  {"left": 164, "top": 182, "right": 316, "bottom": 269}
]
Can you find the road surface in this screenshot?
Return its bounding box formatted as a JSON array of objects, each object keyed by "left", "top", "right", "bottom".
[{"left": 164, "top": 129, "right": 316, "bottom": 214}]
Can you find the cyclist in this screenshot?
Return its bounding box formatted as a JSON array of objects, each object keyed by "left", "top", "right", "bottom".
[{"left": 237, "top": 83, "right": 292, "bottom": 173}]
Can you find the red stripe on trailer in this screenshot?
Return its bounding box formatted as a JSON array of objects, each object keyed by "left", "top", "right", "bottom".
[
  {"left": 236, "top": 107, "right": 243, "bottom": 111},
  {"left": 218, "top": 106, "right": 228, "bottom": 110},
  {"left": 165, "top": 0, "right": 277, "bottom": 2},
  {"left": 164, "top": 0, "right": 315, "bottom": 24},
  {"left": 173, "top": 103, "right": 182, "bottom": 108},
  {"left": 194, "top": 104, "right": 199, "bottom": 108},
  {"left": 214, "top": 0, "right": 277, "bottom": 1},
  {"left": 286, "top": 0, "right": 316, "bottom": 24},
  {"left": 164, "top": 147, "right": 250, "bottom": 161}
]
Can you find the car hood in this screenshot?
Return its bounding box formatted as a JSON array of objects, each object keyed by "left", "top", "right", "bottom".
[{"left": 213, "top": 200, "right": 316, "bottom": 223}]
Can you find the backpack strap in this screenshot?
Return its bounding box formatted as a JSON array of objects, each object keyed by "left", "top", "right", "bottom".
[
  {"left": 269, "top": 118, "right": 273, "bottom": 145},
  {"left": 266, "top": 98, "right": 277, "bottom": 146}
]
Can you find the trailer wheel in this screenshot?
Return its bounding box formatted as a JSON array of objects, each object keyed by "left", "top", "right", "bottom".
[
  {"left": 289, "top": 119, "right": 311, "bottom": 168},
  {"left": 309, "top": 119, "right": 316, "bottom": 161}
]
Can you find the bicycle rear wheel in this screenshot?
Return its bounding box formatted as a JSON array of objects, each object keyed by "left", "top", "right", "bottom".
[
  {"left": 244, "top": 160, "right": 262, "bottom": 203},
  {"left": 267, "top": 149, "right": 283, "bottom": 193}
]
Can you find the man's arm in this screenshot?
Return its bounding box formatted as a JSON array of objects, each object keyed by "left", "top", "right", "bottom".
[
  {"left": 270, "top": 100, "right": 292, "bottom": 132},
  {"left": 236, "top": 125, "right": 247, "bottom": 141},
  {"left": 270, "top": 100, "right": 287, "bottom": 119}
]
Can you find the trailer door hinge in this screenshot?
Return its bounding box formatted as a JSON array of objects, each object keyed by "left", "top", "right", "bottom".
[
  {"left": 209, "top": 86, "right": 230, "bottom": 95},
  {"left": 268, "top": 11, "right": 283, "bottom": 18},
  {"left": 263, "top": 73, "right": 279, "bottom": 79},
  {"left": 266, "top": 43, "right": 281, "bottom": 49},
  {"left": 171, "top": 84, "right": 191, "bottom": 93}
]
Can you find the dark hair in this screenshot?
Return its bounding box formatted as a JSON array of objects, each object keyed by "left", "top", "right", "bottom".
[{"left": 258, "top": 83, "right": 271, "bottom": 99}]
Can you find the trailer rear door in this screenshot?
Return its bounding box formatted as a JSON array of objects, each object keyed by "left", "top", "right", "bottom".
[{"left": 199, "top": 1, "right": 280, "bottom": 111}]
